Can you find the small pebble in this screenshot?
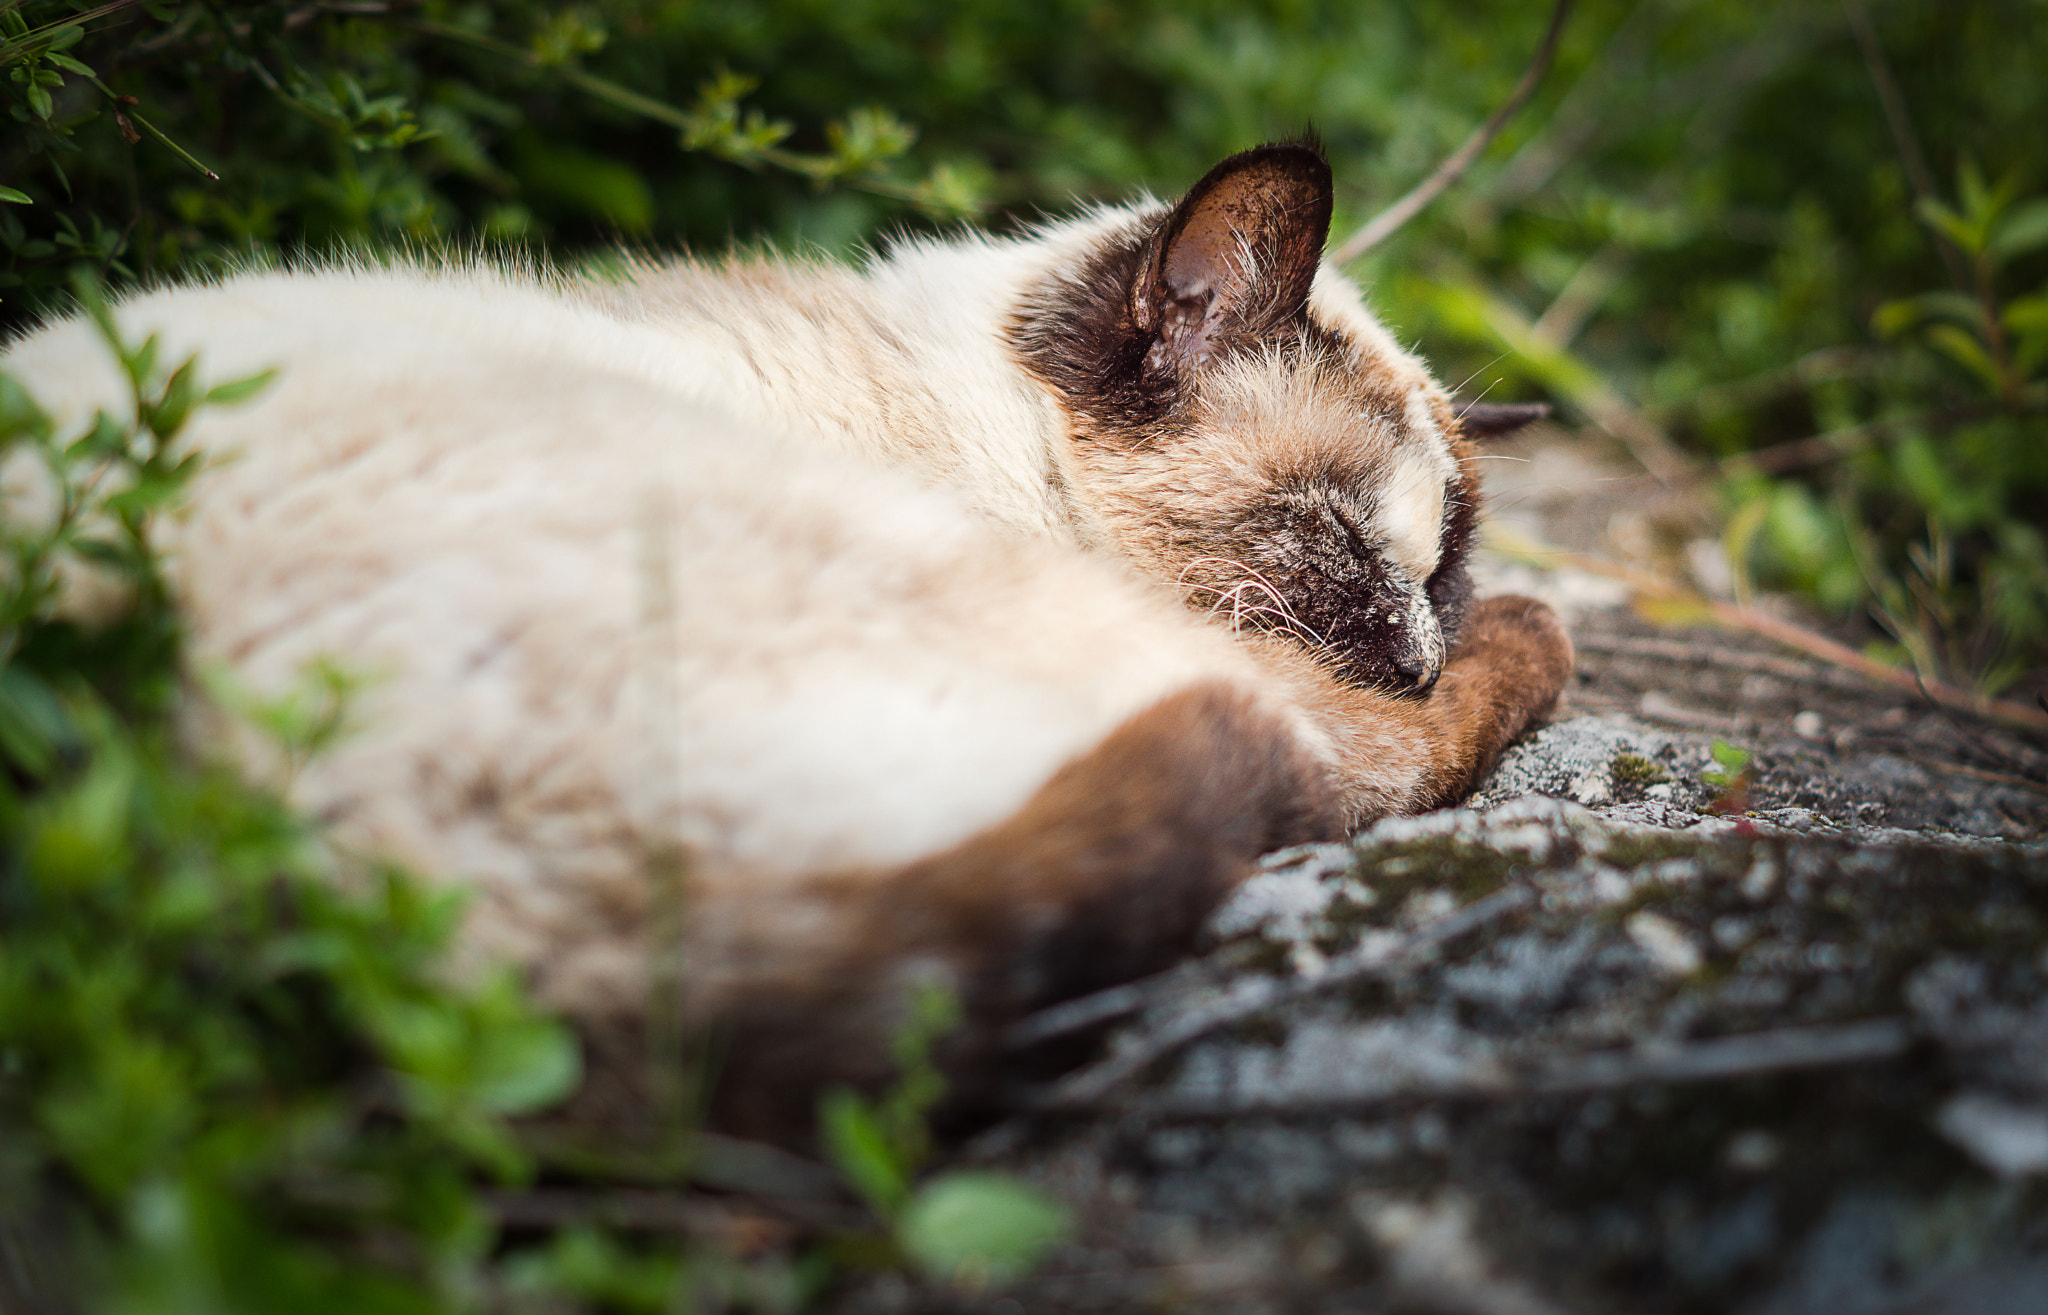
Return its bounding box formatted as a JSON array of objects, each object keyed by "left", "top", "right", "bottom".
[
  {"left": 1740, "top": 855, "right": 1779, "bottom": 901},
  {"left": 1936, "top": 1093, "right": 2048, "bottom": 1177},
  {"left": 1626, "top": 911, "right": 1704, "bottom": 976},
  {"left": 1793, "top": 710, "right": 1825, "bottom": 740},
  {"left": 1724, "top": 1129, "right": 1781, "bottom": 1172}
]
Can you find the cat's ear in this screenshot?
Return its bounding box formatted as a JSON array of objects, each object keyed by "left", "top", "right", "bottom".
[
  {"left": 1130, "top": 143, "right": 1334, "bottom": 373},
  {"left": 1454, "top": 400, "right": 1552, "bottom": 437}
]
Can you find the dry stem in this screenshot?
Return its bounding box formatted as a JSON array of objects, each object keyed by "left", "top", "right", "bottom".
[
  {"left": 1491, "top": 525, "right": 2048, "bottom": 736},
  {"left": 1330, "top": 0, "right": 1577, "bottom": 263}
]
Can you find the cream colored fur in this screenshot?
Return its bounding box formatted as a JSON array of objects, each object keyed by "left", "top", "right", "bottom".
[
  {"left": 3, "top": 237, "right": 1337, "bottom": 1011},
  {"left": 1, "top": 185, "right": 1526, "bottom": 1045}
]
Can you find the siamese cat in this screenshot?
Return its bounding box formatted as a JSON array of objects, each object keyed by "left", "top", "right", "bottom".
[{"left": 4, "top": 143, "right": 1571, "bottom": 1135}]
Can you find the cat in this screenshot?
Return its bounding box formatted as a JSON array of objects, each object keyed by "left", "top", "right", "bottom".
[{"left": 3, "top": 141, "right": 1571, "bottom": 1136}]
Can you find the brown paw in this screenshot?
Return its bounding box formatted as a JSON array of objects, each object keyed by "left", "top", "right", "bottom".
[
  {"left": 1442, "top": 593, "right": 1574, "bottom": 753},
  {"left": 1459, "top": 594, "right": 1574, "bottom": 691}
]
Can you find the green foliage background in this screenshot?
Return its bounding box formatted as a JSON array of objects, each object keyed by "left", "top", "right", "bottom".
[{"left": 2, "top": 0, "right": 2046, "bottom": 1309}]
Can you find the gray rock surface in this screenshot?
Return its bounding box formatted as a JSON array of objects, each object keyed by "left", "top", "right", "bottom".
[{"left": 845, "top": 546, "right": 2048, "bottom": 1315}]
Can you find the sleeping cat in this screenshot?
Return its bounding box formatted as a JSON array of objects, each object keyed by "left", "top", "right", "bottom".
[{"left": 4, "top": 142, "right": 1571, "bottom": 1135}]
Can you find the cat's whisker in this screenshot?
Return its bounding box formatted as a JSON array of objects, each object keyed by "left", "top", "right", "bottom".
[
  {"left": 1177, "top": 555, "right": 1257, "bottom": 584},
  {"left": 1450, "top": 355, "right": 1510, "bottom": 399},
  {"left": 1180, "top": 571, "right": 1325, "bottom": 646},
  {"left": 1234, "top": 605, "right": 1327, "bottom": 645},
  {"left": 1201, "top": 579, "right": 1326, "bottom": 647}
]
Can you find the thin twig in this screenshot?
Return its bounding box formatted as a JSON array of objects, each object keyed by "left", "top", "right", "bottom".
[
  {"left": 1122, "top": 1017, "right": 1914, "bottom": 1119},
  {"left": 1841, "top": 0, "right": 1969, "bottom": 293},
  {"left": 1330, "top": 0, "right": 1576, "bottom": 263},
  {"left": 1021, "top": 886, "right": 1534, "bottom": 1111},
  {"left": 86, "top": 75, "right": 217, "bottom": 180},
  {"left": 1570, "top": 630, "right": 1888, "bottom": 695}
]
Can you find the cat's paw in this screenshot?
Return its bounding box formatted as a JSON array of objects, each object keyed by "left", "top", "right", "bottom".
[{"left": 1455, "top": 593, "right": 1575, "bottom": 716}]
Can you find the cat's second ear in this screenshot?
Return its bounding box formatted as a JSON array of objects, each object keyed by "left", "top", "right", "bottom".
[{"left": 1131, "top": 143, "right": 1333, "bottom": 373}]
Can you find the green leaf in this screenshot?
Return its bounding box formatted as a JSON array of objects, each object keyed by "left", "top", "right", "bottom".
[
  {"left": 819, "top": 1086, "right": 909, "bottom": 1215},
  {"left": 1916, "top": 196, "right": 1983, "bottom": 255},
  {"left": 47, "top": 24, "right": 84, "bottom": 51},
  {"left": 2007, "top": 292, "right": 2048, "bottom": 335},
  {"left": 897, "top": 1170, "right": 1070, "bottom": 1285},
  {"left": 0, "top": 666, "right": 71, "bottom": 776},
  {"left": 2005, "top": 292, "right": 2048, "bottom": 378},
  {"left": 1989, "top": 199, "right": 2048, "bottom": 263},
  {"left": 128, "top": 333, "right": 160, "bottom": 389},
  {"left": 48, "top": 53, "right": 94, "bottom": 77},
  {"left": 204, "top": 368, "right": 277, "bottom": 406},
  {"left": 62, "top": 406, "right": 142, "bottom": 470},
  {"left": 0, "top": 369, "right": 52, "bottom": 435},
  {"left": 29, "top": 741, "right": 139, "bottom": 886},
  {"left": 1872, "top": 291, "right": 1979, "bottom": 338},
  {"left": 1924, "top": 322, "right": 2006, "bottom": 394},
  {"left": 147, "top": 359, "right": 200, "bottom": 438},
  {"left": 471, "top": 1014, "right": 581, "bottom": 1114},
  {"left": 1702, "top": 739, "right": 1752, "bottom": 788},
  {"left": 0, "top": 185, "right": 30, "bottom": 205}
]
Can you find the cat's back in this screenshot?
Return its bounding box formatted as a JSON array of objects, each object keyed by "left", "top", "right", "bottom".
[
  {"left": 5, "top": 262, "right": 1319, "bottom": 1024},
  {"left": 9, "top": 262, "right": 736, "bottom": 447}
]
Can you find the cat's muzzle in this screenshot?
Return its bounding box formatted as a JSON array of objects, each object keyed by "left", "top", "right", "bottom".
[{"left": 1325, "top": 585, "right": 1447, "bottom": 697}]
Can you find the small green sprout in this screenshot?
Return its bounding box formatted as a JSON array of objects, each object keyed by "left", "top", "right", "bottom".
[
  {"left": 1701, "top": 740, "right": 1755, "bottom": 814},
  {"left": 820, "top": 981, "right": 1072, "bottom": 1288}
]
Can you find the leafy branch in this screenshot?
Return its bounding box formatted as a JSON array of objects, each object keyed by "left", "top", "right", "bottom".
[{"left": 408, "top": 16, "right": 984, "bottom": 219}]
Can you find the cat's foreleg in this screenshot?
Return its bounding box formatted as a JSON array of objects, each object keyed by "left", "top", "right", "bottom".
[
  {"left": 681, "top": 678, "right": 1345, "bottom": 1139},
  {"left": 1249, "top": 593, "right": 1574, "bottom": 824}
]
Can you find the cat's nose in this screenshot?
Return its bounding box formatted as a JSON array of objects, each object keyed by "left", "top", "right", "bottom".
[{"left": 1396, "top": 655, "right": 1440, "bottom": 693}]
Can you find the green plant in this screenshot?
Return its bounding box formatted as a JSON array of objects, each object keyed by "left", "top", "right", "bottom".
[
  {"left": 0, "top": 278, "right": 594, "bottom": 1312},
  {"left": 1374, "top": 0, "right": 2048, "bottom": 690},
  {"left": 1699, "top": 739, "right": 1753, "bottom": 815},
  {"left": 0, "top": 1, "right": 983, "bottom": 320},
  {"left": 819, "top": 983, "right": 1071, "bottom": 1289}
]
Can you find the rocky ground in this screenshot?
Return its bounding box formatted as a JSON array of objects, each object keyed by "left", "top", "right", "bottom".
[{"left": 835, "top": 441, "right": 2048, "bottom": 1314}]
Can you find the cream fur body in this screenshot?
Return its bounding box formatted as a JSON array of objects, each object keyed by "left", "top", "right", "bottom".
[
  {"left": 7, "top": 257, "right": 1320, "bottom": 1008},
  {"left": 4, "top": 145, "right": 1573, "bottom": 1123}
]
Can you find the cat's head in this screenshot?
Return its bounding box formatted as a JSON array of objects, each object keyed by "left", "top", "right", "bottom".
[{"left": 1014, "top": 142, "right": 1514, "bottom": 696}]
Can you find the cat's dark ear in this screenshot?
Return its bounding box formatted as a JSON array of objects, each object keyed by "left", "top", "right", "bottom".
[
  {"left": 1130, "top": 143, "right": 1333, "bottom": 373},
  {"left": 1454, "top": 400, "right": 1552, "bottom": 438}
]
